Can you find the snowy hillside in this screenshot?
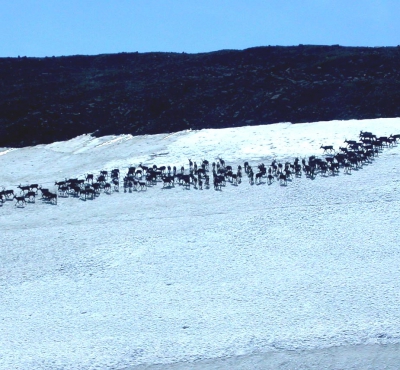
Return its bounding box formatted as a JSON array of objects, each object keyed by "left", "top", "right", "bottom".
[{"left": 1, "top": 118, "right": 400, "bottom": 369}]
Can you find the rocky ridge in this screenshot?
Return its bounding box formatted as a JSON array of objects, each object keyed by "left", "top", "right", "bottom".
[{"left": 1, "top": 44, "right": 400, "bottom": 147}]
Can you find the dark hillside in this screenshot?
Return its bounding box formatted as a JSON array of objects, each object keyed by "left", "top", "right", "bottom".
[{"left": 1, "top": 45, "right": 400, "bottom": 147}]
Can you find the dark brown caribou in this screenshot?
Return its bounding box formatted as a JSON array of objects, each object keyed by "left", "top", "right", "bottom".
[
  {"left": 14, "top": 195, "right": 27, "bottom": 207},
  {"left": 320, "top": 145, "right": 334, "bottom": 153}
]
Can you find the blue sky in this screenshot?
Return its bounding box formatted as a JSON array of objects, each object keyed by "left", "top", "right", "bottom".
[{"left": 1, "top": 0, "right": 399, "bottom": 57}]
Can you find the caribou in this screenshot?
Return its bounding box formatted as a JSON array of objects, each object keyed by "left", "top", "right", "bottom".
[
  {"left": 320, "top": 145, "right": 335, "bottom": 153},
  {"left": 4, "top": 130, "right": 395, "bottom": 209},
  {"left": 14, "top": 195, "right": 27, "bottom": 207}
]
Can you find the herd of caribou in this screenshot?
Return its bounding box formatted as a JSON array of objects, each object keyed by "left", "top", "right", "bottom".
[{"left": 1, "top": 131, "right": 399, "bottom": 208}]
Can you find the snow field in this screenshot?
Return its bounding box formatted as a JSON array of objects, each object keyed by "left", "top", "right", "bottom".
[{"left": 1, "top": 118, "right": 400, "bottom": 369}]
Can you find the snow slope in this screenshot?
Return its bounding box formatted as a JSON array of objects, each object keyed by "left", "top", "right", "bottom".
[{"left": 1, "top": 118, "right": 400, "bottom": 369}]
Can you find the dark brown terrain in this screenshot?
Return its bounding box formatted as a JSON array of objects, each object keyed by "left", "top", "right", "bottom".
[{"left": 1, "top": 44, "right": 399, "bottom": 147}]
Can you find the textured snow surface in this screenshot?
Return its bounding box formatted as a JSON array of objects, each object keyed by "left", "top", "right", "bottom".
[{"left": 1, "top": 118, "right": 400, "bottom": 369}]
